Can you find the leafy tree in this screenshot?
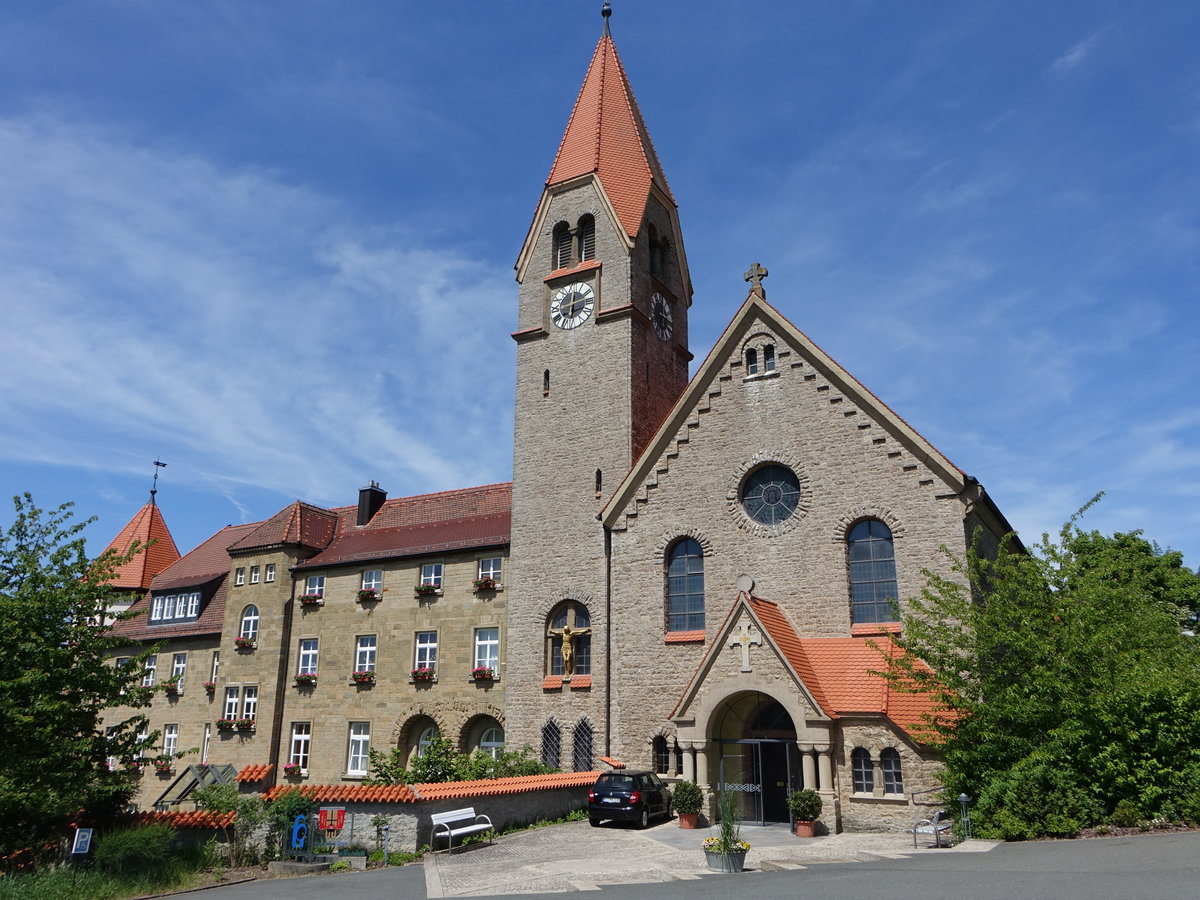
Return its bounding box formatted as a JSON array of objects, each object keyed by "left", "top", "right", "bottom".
[
  {"left": 0, "top": 494, "right": 159, "bottom": 866},
  {"left": 884, "top": 500, "right": 1200, "bottom": 839}
]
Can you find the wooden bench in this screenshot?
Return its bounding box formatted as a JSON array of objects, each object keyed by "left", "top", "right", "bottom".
[
  {"left": 912, "top": 809, "right": 954, "bottom": 848},
  {"left": 431, "top": 807, "right": 494, "bottom": 853}
]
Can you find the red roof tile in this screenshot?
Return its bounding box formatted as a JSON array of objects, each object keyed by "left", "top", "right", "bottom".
[
  {"left": 237, "top": 763, "right": 274, "bottom": 783},
  {"left": 296, "top": 513, "right": 509, "bottom": 570},
  {"left": 127, "top": 809, "right": 236, "bottom": 829},
  {"left": 598, "top": 757, "right": 625, "bottom": 770},
  {"left": 99, "top": 501, "right": 181, "bottom": 591},
  {"left": 228, "top": 501, "right": 339, "bottom": 553},
  {"left": 546, "top": 33, "right": 673, "bottom": 239},
  {"left": 261, "top": 771, "right": 597, "bottom": 805}
]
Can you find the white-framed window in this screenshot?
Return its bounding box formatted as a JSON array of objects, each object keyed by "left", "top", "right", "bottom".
[
  {"left": 242, "top": 685, "right": 258, "bottom": 720},
  {"left": 239, "top": 605, "right": 259, "bottom": 640},
  {"left": 265, "top": 564, "right": 276, "bottom": 583},
  {"left": 480, "top": 726, "right": 504, "bottom": 759},
  {"left": 210, "top": 650, "right": 220, "bottom": 682},
  {"left": 171, "top": 652, "right": 187, "bottom": 690},
  {"left": 361, "top": 570, "right": 382, "bottom": 591},
  {"left": 298, "top": 639, "right": 319, "bottom": 675},
  {"left": 290, "top": 723, "right": 311, "bottom": 770},
  {"left": 151, "top": 592, "right": 202, "bottom": 623},
  {"left": 151, "top": 596, "right": 164, "bottom": 620},
  {"left": 250, "top": 565, "right": 260, "bottom": 584},
  {"left": 347, "top": 722, "right": 370, "bottom": 776},
  {"left": 163, "top": 724, "right": 178, "bottom": 758},
  {"left": 420, "top": 563, "right": 443, "bottom": 588},
  {"left": 142, "top": 654, "right": 157, "bottom": 687},
  {"left": 135, "top": 726, "right": 148, "bottom": 761},
  {"left": 224, "top": 687, "right": 240, "bottom": 719},
  {"left": 417, "top": 725, "right": 438, "bottom": 757},
  {"left": 415, "top": 631, "right": 437, "bottom": 671},
  {"left": 475, "top": 627, "right": 499, "bottom": 670},
  {"left": 174, "top": 593, "right": 188, "bottom": 618},
  {"left": 356, "top": 635, "right": 377, "bottom": 672},
  {"left": 106, "top": 725, "right": 120, "bottom": 770},
  {"left": 305, "top": 575, "right": 325, "bottom": 598},
  {"left": 235, "top": 567, "right": 245, "bottom": 586},
  {"left": 478, "top": 557, "right": 502, "bottom": 583},
  {"left": 116, "top": 656, "right": 130, "bottom": 693},
  {"left": 881, "top": 747, "right": 904, "bottom": 794},
  {"left": 202, "top": 724, "right": 211, "bottom": 763},
  {"left": 186, "top": 592, "right": 199, "bottom": 617}
]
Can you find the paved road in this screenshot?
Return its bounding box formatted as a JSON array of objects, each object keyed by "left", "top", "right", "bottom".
[{"left": 199, "top": 826, "right": 1200, "bottom": 900}]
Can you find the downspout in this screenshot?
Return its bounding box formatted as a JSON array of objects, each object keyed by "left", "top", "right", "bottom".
[{"left": 604, "top": 523, "right": 613, "bottom": 758}]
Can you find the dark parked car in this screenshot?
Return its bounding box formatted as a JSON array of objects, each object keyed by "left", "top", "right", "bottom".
[{"left": 588, "top": 770, "right": 673, "bottom": 828}]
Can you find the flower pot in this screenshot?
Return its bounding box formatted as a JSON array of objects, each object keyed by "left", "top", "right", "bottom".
[
  {"left": 678, "top": 813, "right": 698, "bottom": 829},
  {"left": 794, "top": 820, "right": 815, "bottom": 838},
  {"left": 704, "top": 849, "right": 747, "bottom": 873}
]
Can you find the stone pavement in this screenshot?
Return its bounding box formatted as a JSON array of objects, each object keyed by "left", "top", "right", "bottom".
[{"left": 423, "top": 819, "right": 999, "bottom": 897}]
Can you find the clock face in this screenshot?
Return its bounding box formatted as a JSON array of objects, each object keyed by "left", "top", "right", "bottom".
[
  {"left": 650, "top": 291, "right": 673, "bottom": 341},
  {"left": 550, "top": 282, "right": 595, "bottom": 330}
]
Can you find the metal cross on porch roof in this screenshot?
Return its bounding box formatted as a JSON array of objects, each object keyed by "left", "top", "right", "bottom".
[{"left": 730, "top": 621, "right": 763, "bottom": 673}]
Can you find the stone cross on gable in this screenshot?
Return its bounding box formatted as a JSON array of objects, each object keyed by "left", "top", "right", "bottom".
[
  {"left": 743, "top": 261, "right": 769, "bottom": 295},
  {"left": 729, "top": 621, "right": 762, "bottom": 673}
]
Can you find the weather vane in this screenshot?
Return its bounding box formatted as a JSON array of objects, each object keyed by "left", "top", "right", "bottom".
[{"left": 151, "top": 459, "right": 167, "bottom": 503}]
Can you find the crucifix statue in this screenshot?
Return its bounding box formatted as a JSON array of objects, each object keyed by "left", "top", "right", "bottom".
[
  {"left": 729, "top": 621, "right": 762, "bottom": 673},
  {"left": 550, "top": 623, "right": 591, "bottom": 678}
]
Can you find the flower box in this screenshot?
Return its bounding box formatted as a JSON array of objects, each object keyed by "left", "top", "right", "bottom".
[
  {"left": 294, "top": 673, "right": 318, "bottom": 687},
  {"left": 410, "top": 667, "right": 435, "bottom": 682},
  {"left": 471, "top": 666, "right": 495, "bottom": 681},
  {"left": 415, "top": 584, "right": 439, "bottom": 597},
  {"left": 351, "top": 671, "right": 376, "bottom": 684},
  {"left": 203, "top": 681, "right": 217, "bottom": 692},
  {"left": 283, "top": 763, "right": 303, "bottom": 777},
  {"left": 473, "top": 577, "right": 497, "bottom": 591},
  {"left": 356, "top": 588, "right": 380, "bottom": 602},
  {"left": 163, "top": 682, "right": 181, "bottom": 695},
  {"left": 216, "top": 718, "right": 238, "bottom": 731},
  {"left": 236, "top": 718, "right": 256, "bottom": 731},
  {"left": 234, "top": 637, "right": 256, "bottom": 650},
  {"left": 298, "top": 594, "right": 323, "bottom": 606}
]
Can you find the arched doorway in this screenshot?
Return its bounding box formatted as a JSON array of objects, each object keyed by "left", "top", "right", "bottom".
[{"left": 712, "top": 692, "right": 800, "bottom": 824}]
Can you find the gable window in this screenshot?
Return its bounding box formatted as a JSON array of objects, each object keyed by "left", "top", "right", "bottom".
[
  {"left": 235, "top": 567, "right": 245, "bottom": 586},
  {"left": 347, "top": 722, "right": 371, "bottom": 776},
  {"left": 420, "top": 563, "right": 443, "bottom": 589},
  {"left": 361, "top": 569, "right": 382, "bottom": 591},
  {"left": 478, "top": 557, "right": 502, "bottom": 584},
  {"left": 142, "top": 654, "right": 157, "bottom": 687},
  {"left": 356, "top": 635, "right": 377, "bottom": 672},
  {"left": 163, "top": 724, "right": 178, "bottom": 758},
  {"left": 881, "top": 747, "right": 904, "bottom": 794},
  {"left": 848, "top": 519, "right": 899, "bottom": 624},
  {"left": 415, "top": 631, "right": 437, "bottom": 672},
  {"left": 851, "top": 747, "right": 873, "bottom": 793},
  {"left": 573, "top": 720, "right": 594, "bottom": 772},
  {"left": 265, "top": 564, "right": 276, "bottom": 583},
  {"left": 578, "top": 214, "right": 596, "bottom": 262},
  {"left": 475, "top": 627, "right": 499, "bottom": 672},
  {"left": 746, "top": 347, "right": 758, "bottom": 375},
  {"left": 223, "top": 687, "right": 240, "bottom": 719},
  {"left": 298, "top": 639, "right": 319, "bottom": 675},
  {"left": 239, "top": 605, "right": 259, "bottom": 641},
  {"left": 666, "top": 539, "right": 705, "bottom": 632},
  {"left": 289, "top": 723, "right": 311, "bottom": 771},
  {"left": 741, "top": 464, "right": 802, "bottom": 526},
  {"left": 763, "top": 344, "right": 775, "bottom": 372},
  {"left": 250, "top": 565, "right": 260, "bottom": 584},
  {"left": 553, "top": 221, "right": 573, "bottom": 269},
  {"left": 547, "top": 601, "right": 590, "bottom": 676},
  {"left": 541, "top": 720, "right": 561, "bottom": 769},
  {"left": 304, "top": 575, "right": 325, "bottom": 598},
  {"left": 242, "top": 685, "right": 258, "bottom": 720},
  {"left": 170, "top": 652, "right": 187, "bottom": 690}
]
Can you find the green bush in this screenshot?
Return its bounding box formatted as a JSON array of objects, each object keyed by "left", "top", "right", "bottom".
[
  {"left": 1111, "top": 799, "right": 1142, "bottom": 828},
  {"left": 672, "top": 780, "right": 704, "bottom": 815},
  {"left": 94, "top": 823, "right": 176, "bottom": 883}
]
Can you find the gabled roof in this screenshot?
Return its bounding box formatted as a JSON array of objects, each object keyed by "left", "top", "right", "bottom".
[
  {"left": 602, "top": 290, "right": 969, "bottom": 530},
  {"left": 99, "top": 500, "right": 181, "bottom": 591},
  {"left": 228, "top": 501, "right": 339, "bottom": 554},
  {"left": 546, "top": 32, "right": 673, "bottom": 237}
]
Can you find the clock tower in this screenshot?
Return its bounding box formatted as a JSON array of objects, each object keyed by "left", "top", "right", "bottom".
[{"left": 506, "top": 8, "right": 693, "bottom": 756}]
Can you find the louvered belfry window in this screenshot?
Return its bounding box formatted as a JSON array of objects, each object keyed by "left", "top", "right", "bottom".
[
  {"left": 578, "top": 215, "right": 596, "bottom": 261},
  {"left": 553, "top": 223, "right": 573, "bottom": 269}
]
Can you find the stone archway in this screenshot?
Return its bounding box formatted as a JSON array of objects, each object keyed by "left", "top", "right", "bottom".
[{"left": 709, "top": 691, "right": 800, "bottom": 824}]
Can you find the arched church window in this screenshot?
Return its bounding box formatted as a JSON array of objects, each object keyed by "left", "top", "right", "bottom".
[
  {"left": 417, "top": 724, "right": 439, "bottom": 757},
  {"left": 480, "top": 726, "right": 505, "bottom": 760},
  {"left": 553, "top": 222, "right": 573, "bottom": 269},
  {"left": 848, "top": 519, "right": 899, "bottom": 624},
  {"left": 547, "top": 601, "right": 591, "bottom": 676},
  {"left": 745, "top": 347, "right": 758, "bottom": 375},
  {"left": 648, "top": 224, "right": 661, "bottom": 276},
  {"left": 666, "top": 538, "right": 705, "bottom": 632},
  {"left": 881, "top": 747, "right": 904, "bottom": 794},
  {"left": 239, "top": 605, "right": 259, "bottom": 641},
  {"left": 541, "top": 720, "right": 561, "bottom": 769},
  {"left": 573, "top": 720, "right": 594, "bottom": 772},
  {"left": 578, "top": 214, "right": 596, "bottom": 262},
  {"left": 652, "top": 736, "right": 670, "bottom": 774},
  {"left": 763, "top": 344, "right": 775, "bottom": 372},
  {"left": 851, "top": 747, "right": 873, "bottom": 793}
]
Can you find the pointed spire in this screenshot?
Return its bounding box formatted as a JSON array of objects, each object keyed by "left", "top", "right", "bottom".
[
  {"left": 100, "top": 499, "right": 182, "bottom": 592},
  {"left": 545, "top": 23, "right": 674, "bottom": 239}
]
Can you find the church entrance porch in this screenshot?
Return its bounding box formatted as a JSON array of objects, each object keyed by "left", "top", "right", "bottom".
[{"left": 712, "top": 693, "right": 800, "bottom": 825}]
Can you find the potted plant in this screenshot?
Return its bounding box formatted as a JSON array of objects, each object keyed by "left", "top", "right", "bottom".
[
  {"left": 153, "top": 756, "right": 174, "bottom": 775},
  {"left": 216, "top": 718, "right": 238, "bottom": 731},
  {"left": 473, "top": 576, "right": 496, "bottom": 591},
  {"left": 787, "top": 789, "right": 823, "bottom": 838},
  {"left": 672, "top": 780, "right": 704, "bottom": 829},
  {"left": 294, "top": 673, "right": 318, "bottom": 687},
  {"left": 702, "top": 789, "right": 750, "bottom": 872},
  {"left": 283, "top": 763, "right": 303, "bottom": 777},
  {"left": 356, "top": 587, "right": 379, "bottom": 602},
  {"left": 236, "top": 717, "right": 256, "bottom": 731},
  {"left": 162, "top": 678, "right": 181, "bottom": 695},
  {"left": 351, "top": 670, "right": 376, "bottom": 684},
  {"left": 415, "top": 583, "right": 439, "bottom": 597},
  {"left": 410, "top": 666, "right": 435, "bottom": 682},
  {"left": 471, "top": 666, "right": 495, "bottom": 681},
  {"left": 298, "top": 593, "right": 323, "bottom": 606},
  {"left": 234, "top": 636, "right": 255, "bottom": 650},
  {"left": 203, "top": 681, "right": 217, "bottom": 693}
]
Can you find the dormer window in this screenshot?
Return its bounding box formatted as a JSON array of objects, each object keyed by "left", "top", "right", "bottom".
[{"left": 149, "top": 591, "right": 201, "bottom": 624}]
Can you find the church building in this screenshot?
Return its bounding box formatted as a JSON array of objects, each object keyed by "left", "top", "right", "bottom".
[{"left": 104, "top": 9, "right": 1012, "bottom": 834}]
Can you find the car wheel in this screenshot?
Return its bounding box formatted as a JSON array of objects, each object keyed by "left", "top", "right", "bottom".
[
  {"left": 589, "top": 816, "right": 601, "bottom": 827},
  {"left": 638, "top": 807, "right": 649, "bottom": 829}
]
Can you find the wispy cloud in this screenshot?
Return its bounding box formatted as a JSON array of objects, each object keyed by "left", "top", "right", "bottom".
[{"left": 1050, "top": 33, "right": 1100, "bottom": 74}]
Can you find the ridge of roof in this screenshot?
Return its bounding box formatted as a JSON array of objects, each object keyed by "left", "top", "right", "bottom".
[
  {"left": 227, "top": 501, "right": 339, "bottom": 553},
  {"left": 100, "top": 501, "right": 181, "bottom": 591}
]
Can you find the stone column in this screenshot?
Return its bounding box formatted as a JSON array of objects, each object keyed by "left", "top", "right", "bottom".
[
  {"left": 816, "top": 744, "right": 833, "bottom": 792},
  {"left": 798, "top": 742, "right": 817, "bottom": 790},
  {"left": 680, "top": 741, "right": 696, "bottom": 783}
]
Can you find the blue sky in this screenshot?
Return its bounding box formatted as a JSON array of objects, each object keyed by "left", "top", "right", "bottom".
[{"left": 1, "top": 1, "right": 1197, "bottom": 570}]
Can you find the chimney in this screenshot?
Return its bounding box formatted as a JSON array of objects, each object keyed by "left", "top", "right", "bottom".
[{"left": 357, "top": 481, "right": 387, "bottom": 526}]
